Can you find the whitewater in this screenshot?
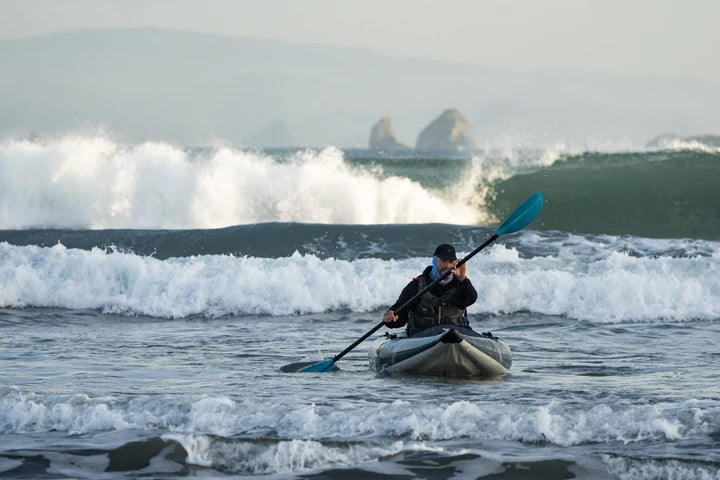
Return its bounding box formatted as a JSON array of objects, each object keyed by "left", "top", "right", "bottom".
[
  {"left": 1, "top": 240, "right": 719, "bottom": 322},
  {"left": 0, "top": 137, "right": 489, "bottom": 229},
  {"left": 1, "top": 135, "right": 719, "bottom": 479}
]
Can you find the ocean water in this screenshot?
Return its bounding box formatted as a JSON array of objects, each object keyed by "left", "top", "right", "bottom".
[{"left": 1, "top": 136, "right": 719, "bottom": 479}]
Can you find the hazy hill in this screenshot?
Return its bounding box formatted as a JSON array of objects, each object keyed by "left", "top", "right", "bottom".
[{"left": 2, "top": 28, "right": 719, "bottom": 147}]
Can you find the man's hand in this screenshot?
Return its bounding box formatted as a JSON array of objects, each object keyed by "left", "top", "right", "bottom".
[
  {"left": 451, "top": 262, "right": 466, "bottom": 282},
  {"left": 383, "top": 310, "right": 398, "bottom": 324}
]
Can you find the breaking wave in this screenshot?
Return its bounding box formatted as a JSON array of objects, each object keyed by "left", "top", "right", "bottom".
[
  {"left": 0, "top": 136, "right": 489, "bottom": 229},
  {"left": 1, "top": 241, "right": 718, "bottom": 322},
  {"left": 2, "top": 388, "right": 718, "bottom": 447}
]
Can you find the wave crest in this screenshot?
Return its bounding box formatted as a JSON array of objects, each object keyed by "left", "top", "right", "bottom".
[
  {"left": 1, "top": 242, "right": 718, "bottom": 322},
  {"left": 0, "top": 137, "right": 486, "bottom": 228},
  {"left": 3, "top": 390, "right": 717, "bottom": 448}
]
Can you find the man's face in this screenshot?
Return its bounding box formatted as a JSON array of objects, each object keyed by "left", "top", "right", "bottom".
[{"left": 436, "top": 257, "right": 457, "bottom": 274}]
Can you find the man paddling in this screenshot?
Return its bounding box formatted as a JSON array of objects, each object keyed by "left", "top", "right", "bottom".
[{"left": 383, "top": 244, "right": 478, "bottom": 336}]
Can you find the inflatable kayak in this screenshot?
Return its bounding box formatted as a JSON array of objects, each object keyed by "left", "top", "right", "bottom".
[{"left": 369, "top": 325, "right": 512, "bottom": 377}]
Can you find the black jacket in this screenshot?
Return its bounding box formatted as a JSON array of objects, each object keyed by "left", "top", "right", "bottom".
[{"left": 385, "top": 265, "right": 478, "bottom": 329}]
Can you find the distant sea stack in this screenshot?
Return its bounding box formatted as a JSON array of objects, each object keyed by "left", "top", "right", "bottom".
[
  {"left": 416, "top": 108, "right": 474, "bottom": 151},
  {"left": 368, "top": 117, "right": 409, "bottom": 150}
]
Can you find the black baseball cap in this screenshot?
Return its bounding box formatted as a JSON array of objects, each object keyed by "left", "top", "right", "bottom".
[{"left": 433, "top": 244, "right": 457, "bottom": 260}]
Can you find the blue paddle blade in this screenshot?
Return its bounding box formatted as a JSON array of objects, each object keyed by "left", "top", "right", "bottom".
[
  {"left": 496, "top": 192, "right": 544, "bottom": 236},
  {"left": 299, "top": 360, "right": 336, "bottom": 372}
]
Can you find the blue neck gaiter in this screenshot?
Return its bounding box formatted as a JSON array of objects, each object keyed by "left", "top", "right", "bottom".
[
  {"left": 431, "top": 256, "right": 454, "bottom": 284},
  {"left": 431, "top": 256, "right": 441, "bottom": 281}
]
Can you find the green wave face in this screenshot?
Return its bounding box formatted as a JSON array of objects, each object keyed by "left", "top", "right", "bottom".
[{"left": 488, "top": 150, "right": 720, "bottom": 240}]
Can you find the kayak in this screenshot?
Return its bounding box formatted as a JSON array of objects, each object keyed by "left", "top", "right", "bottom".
[{"left": 368, "top": 324, "right": 512, "bottom": 377}]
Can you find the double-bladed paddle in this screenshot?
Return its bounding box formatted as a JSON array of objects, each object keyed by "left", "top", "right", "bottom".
[{"left": 285, "top": 192, "right": 544, "bottom": 373}]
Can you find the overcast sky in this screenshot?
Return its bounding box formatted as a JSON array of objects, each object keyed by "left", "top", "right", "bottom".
[{"left": 1, "top": 0, "right": 719, "bottom": 81}]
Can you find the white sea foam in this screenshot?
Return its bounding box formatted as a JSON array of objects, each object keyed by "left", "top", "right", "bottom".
[
  {"left": 0, "top": 136, "right": 489, "bottom": 229},
  {"left": 1, "top": 242, "right": 719, "bottom": 322},
  {"left": 2, "top": 390, "right": 718, "bottom": 449},
  {"left": 472, "top": 246, "right": 720, "bottom": 323},
  {"left": 162, "top": 434, "right": 408, "bottom": 474},
  {"left": 0, "top": 242, "right": 413, "bottom": 317},
  {"left": 602, "top": 456, "right": 720, "bottom": 480}
]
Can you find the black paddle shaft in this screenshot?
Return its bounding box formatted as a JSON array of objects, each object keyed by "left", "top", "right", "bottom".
[{"left": 331, "top": 234, "right": 499, "bottom": 363}]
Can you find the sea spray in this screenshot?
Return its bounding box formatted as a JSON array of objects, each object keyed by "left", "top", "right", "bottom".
[{"left": 0, "top": 137, "right": 487, "bottom": 229}]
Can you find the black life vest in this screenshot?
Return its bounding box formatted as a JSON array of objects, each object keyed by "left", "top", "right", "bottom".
[{"left": 406, "top": 274, "right": 468, "bottom": 336}]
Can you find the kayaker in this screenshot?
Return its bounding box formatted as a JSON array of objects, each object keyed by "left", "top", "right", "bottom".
[{"left": 383, "top": 243, "right": 478, "bottom": 336}]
